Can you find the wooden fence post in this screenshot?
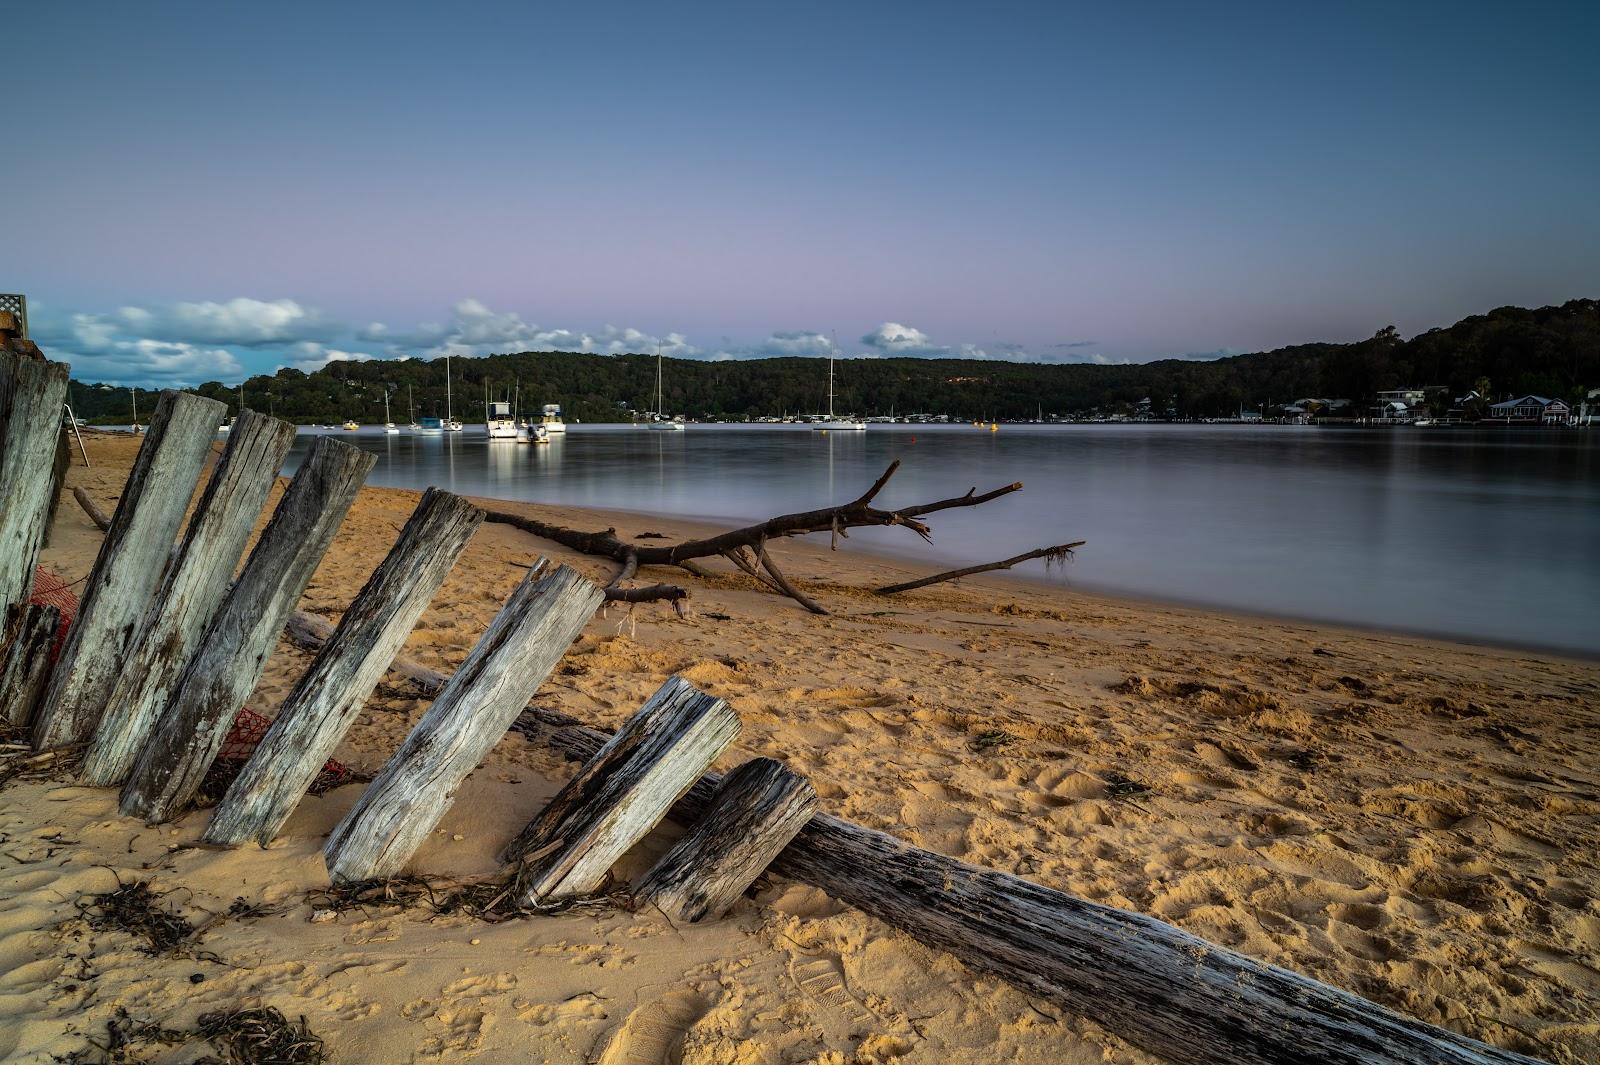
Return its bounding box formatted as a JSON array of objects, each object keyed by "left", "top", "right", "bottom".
[
  {"left": 0, "top": 605, "right": 62, "bottom": 726},
  {"left": 79, "top": 410, "right": 298, "bottom": 786},
  {"left": 635, "top": 757, "right": 816, "bottom": 922},
  {"left": 0, "top": 352, "right": 70, "bottom": 613},
  {"left": 500, "top": 676, "right": 740, "bottom": 903},
  {"left": 118, "top": 436, "right": 375, "bottom": 823},
  {"left": 31, "top": 390, "right": 226, "bottom": 750},
  {"left": 201, "top": 488, "right": 484, "bottom": 847},
  {"left": 322, "top": 564, "right": 603, "bottom": 884}
]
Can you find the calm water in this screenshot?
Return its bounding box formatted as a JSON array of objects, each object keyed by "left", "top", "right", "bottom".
[{"left": 282, "top": 424, "right": 1600, "bottom": 657}]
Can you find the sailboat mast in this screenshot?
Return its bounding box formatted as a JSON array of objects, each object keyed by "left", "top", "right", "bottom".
[
  {"left": 445, "top": 355, "right": 453, "bottom": 422},
  {"left": 827, "top": 335, "right": 837, "bottom": 420},
  {"left": 130, "top": 388, "right": 137, "bottom": 425},
  {"left": 656, "top": 344, "right": 663, "bottom": 416}
]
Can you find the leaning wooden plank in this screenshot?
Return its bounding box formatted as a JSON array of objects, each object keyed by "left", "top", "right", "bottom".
[
  {"left": 201, "top": 488, "right": 483, "bottom": 847},
  {"left": 0, "top": 352, "right": 70, "bottom": 614},
  {"left": 321, "top": 563, "right": 603, "bottom": 883},
  {"left": 635, "top": 756, "right": 815, "bottom": 922},
  {"left": 80, "top": 410, "right": 298, "bottom": 786},
  {"left": 32, "top": 390, "right": 226, "bottom": 750},
  {"left": 0, "top": 604, "right": 62, "bottom": 727},
  {"left": 501, "top": 677, "right": 740, "bottom": 903},
  {"left": 279, "top": 615, "right": 1547, "bottom": 1063},
  {"left": 118, "top": 436, "right": 375, "bottom": 823}
]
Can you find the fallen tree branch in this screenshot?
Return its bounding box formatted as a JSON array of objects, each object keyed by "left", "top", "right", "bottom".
[
  {"left": 877, "top": 541, "right": 1085, "bottom": 595},
  {"left": 757, "top": 541, "right": 827, "bottom": 615},
  {"left": 608, "top": 549, "right": 638, "bottom": 589},
  {"left": 73, "top": 486, "right": 112, "bottom": 531},
  {"left": 478, "top": 461, "right": 1026, "bottom": 612},
  {"left": 277, "top": 609, "right": 1545, "bottom": 1065}
]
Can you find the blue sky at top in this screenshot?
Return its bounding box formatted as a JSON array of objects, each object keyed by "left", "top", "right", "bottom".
[{"left": 7, "top": 0, "right": 1598, "bottom": 384}]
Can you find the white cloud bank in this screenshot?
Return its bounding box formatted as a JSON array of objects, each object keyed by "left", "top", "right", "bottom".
[{"left": 31, "top": 296, "right": 1130, "bottom": 385}]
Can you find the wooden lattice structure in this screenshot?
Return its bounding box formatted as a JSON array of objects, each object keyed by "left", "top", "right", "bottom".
[{"left": 0, "top": 293, "right": 27, "bottom": 337}]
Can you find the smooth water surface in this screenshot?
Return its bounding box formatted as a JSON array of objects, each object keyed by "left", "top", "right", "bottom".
[{"left": 283, "top": 424, "right": 1600, "bottom": 656}]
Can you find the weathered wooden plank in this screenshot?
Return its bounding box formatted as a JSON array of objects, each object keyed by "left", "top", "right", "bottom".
[
  {"left": 201, "top": 488, "right": 483, "bottom": 847},
  {"left": 635, "top": 757, "right": 815, "bottom": 922},
  {"left": 0, "top": 604, "right": 62, "bottom": 727},
  {"left": 79, "top": 410, "right": 298, "bottom": 786},
  {"left": 281, "top": 609, "right": 1549, "bottom": 1064},
  {"left": 0, "top": 352, "right": 70, "bottom": 613},
  {"left": 117, "top": 436, "right": 375, "bottom": 823},
  {"left": 321, "top": 563, "right": 603, "bottom": 884},
  {"left": 31, "top": 390, "right": 226, "bottom": 750},
  {"left": 501, "top": 677, "right": 740, "bottom": 903}
]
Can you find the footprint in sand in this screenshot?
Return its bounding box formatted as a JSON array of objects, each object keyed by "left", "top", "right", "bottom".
[
  {"left": 598, "top": 990, "right": 707, "bottom": 1065},
  {"left": 789, "top": 954, "right": 877, "bottom": 1035}
]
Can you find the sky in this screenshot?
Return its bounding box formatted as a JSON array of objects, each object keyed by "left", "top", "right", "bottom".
[{"left": 8, "top": 0, "right": 1599, "bottom": 385}]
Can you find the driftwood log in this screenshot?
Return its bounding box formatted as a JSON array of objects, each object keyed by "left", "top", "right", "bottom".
[
  {"left": 0, "top": 351, "right": 70, "bottom": 613},
  {"left": 81, "top": 410, "right": 298, "bottom": 786},
  {"left": 33, "top": 390, "right": 226, "bottom": 750},
  {"left": 72, "top": 487, "right": 111, "bottom": 530},
  {"left": 635, "top": 756, "right": 816, "bottom": 922},
  {"left": 276, "top": 604, "right": 1545, "bottom": 1063},
  {"left": 118, "top": 436, "right": 375, "bottom": 822},
  {"left": 500, "top": 676, "right": 740, "bottom": 903},
  {"left": 202, "top": 488, "right": 483, "bottom": 847},
  {"left": 480, "top": 459, "right": 1024, "bottom": 614},
  {"left": 321, "top": 564, "right": 604, "bottom": 883},
  {"left": 0, "top": 604, "right": 61, "bottom": 727},
  {"left": 876, "top": 540, "right": 1084, "bottom": 595}
]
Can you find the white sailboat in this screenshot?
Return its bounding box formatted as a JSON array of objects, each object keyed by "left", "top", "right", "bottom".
[
  {"left": 540, "top": 402, "right": 567, "bottom": 434},
  {"left": 406, "top": 385, "right": 421, "bottom": 431},
  {"left": 813, "top": 342, "right": 866, "bottom": 431},
  {"left": 646, "top": 344, "right": 684, "bottom": 431},
  {"left": 130, "top": 388, "right": 142, "bottom": 434},
  {"left": 384, "top": 389, "right": 399, "bottom": 433},
  {"left": 444, "top": 354, "right": 463, "bottom": 431}
]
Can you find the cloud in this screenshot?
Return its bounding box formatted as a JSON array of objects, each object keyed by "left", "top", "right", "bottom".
[
  {"left": 123, "top": 298, "right": 326, "bottom": 346},
  {"left": 1054, "top": 339, "right": 1098, "bottom": 348},
  {"left": 360, "top": 299, "right": 698, "bottom": 360},
  {"left": 73, "top": 339, "right": 242, "bottom": 384},
  {"left": 286, "top": 341, "right": 377, "bottom": 372}
]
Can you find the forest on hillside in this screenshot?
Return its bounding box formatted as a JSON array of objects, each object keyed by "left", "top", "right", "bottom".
[{"left": 64, "top": 299, "right": 1599, "bottom": 425}]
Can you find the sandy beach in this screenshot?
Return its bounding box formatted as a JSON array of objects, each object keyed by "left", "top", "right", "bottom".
[{"left": 3, "top": 431, "right": 1597, "bottom": 1064}]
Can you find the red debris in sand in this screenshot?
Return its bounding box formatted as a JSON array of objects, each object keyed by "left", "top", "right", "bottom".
[{"left": 28, "top": 566, "right": 77, "bottom": 662}]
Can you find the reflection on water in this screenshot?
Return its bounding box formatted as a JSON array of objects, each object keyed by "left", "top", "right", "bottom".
[{"left": 284, "top": 424, "right": 1600, "bottom": 656}]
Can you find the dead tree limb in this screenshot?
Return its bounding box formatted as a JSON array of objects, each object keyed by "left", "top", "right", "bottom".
[
  {"left": 608, "top": 549, "right": 638, "bottom": 588},
  {"left": 877, "top": 541, "right": 1086, "bottom": 595},
  {"left": 477, "top": 460, "right": 1024, "bottom": 612},
  {"left": 73, "top": 487, "right": 112, "bottom": 531},
  {"left": 756, "top": 541, "right": 827, "bottom": 615}
]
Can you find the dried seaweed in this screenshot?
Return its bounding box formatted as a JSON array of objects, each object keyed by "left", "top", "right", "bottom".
[
  {"left": 305, "top": 869, "right": 633, "bottom": 924},
  {"left": 75, "top": 880, "right": 208, "bottom": 957},
  {"left": 196, "top": 1007, "right": 325, "bottom": 1065},
  {"left": 1103, "top": 772, "right": 1152, "bottom": 799},
  {"left": 61, "top": 1006, "right": 324, "bottom": 1065},
  {"left": 57, "top": 1007, "right": 187, "bottom": 1064},
  {"left": 970, "top": 729, "right": 1015, "bottom": 751}
]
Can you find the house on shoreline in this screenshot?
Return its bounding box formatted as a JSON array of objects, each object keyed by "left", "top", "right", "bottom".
[{"left": 1487, "top": 395, "right": 1573, "bottom": 424}]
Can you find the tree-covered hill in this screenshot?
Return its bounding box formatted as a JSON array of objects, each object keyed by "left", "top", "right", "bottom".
[{"left": 63, "top": 298, "right": 1598, "bottom": 425}]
